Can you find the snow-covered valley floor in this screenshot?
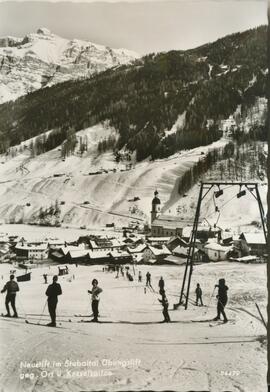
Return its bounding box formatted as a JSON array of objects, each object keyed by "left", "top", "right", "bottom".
[{"left": 0, "top": 261, "right": 266, "bottom": 392}]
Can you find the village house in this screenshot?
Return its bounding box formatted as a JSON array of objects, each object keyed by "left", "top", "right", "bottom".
[
  {"left": 50, "top": 245, "right": 86, "bottom": 263},
  {"left": 15, "top": 242, "right": 48, "bottom": 260},
  {"left": 238, "top": 232, "right": 266, "bottom": 256},
  {"left": 173, "top": 245, "right": 189, "bottom": 258},
  {"left": 127, "top": 243, "right": 147, "bottom": 256},
  {"left": 47, "top": 239, "right": 66, "bottom": 250},
  {"left": 88, "top": 250, "right": 111, "bottom": 264},
  {"left": 144, "top": 245, "right": 171, "bottom": 263},
  {"left": 147, "top": 236, "right": 171, "bottom": 246},
  {"left": 203, "top": 242, "right": 232, "bottom": 262},
  {"left": 66, "top": 249, "right": 90, "bottom": 264},
  {"left": 107, "top": 250, "right": 133, "bottom": 264},
  {"left": 182, "top": 225, "right": 220, "bottom": 243},
  {"left": 123, "top": 235, "right": 144, "bottom": 247},
  {"left": 77, "top": 235, "right": 97, "bottom": 247},
  {"left": 89, "top": 237, "right": 122, "bottom": 252},
  {"left": 166, "top": 236, "right": 189, "bottom": 252}
]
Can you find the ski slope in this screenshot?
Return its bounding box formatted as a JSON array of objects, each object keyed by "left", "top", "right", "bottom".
[{"left": 0, "top": 261, "right": 266, "bottom": 391}]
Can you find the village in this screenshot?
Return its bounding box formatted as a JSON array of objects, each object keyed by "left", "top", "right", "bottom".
[{"left": 0, "top": 190, "right": 266, "bottom": 282}]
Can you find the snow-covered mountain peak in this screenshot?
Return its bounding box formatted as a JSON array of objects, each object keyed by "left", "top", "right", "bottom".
[{"left": 0, "top": 28, "right": 140, "bottom": 104}]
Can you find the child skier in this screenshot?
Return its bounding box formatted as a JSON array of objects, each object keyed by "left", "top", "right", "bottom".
[
  {"left": 158, "top": 290, "right": 171, "bottom": 323},
  {"left": 88, "top": 279, "right": 103, "bottom": 322},
  {"left": 195, "top": 283, "right": 203, "bottom": 306}
]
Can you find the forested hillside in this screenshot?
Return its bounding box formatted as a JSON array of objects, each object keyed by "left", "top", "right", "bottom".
[{"left": 0, "top": 25, "right": 266, "bottom": 161}]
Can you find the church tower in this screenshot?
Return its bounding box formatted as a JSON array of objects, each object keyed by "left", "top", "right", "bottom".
[{"left": 151, "top": 190, "right": 161, "bottom": 223}]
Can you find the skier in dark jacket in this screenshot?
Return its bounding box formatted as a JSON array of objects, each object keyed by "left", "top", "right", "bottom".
[
  {"left": 146, "top": 272, "right": 151, "bottom": 287},
  {"left": 1, "top": 274, "right": 19, "bottom": 317},
  {"left": 195, "top": 283, "right": 203, "bottom": 306},
  {"left": 88, "top": 279, "right": 103, "bottom": 322},
  {"left": 213, "top": 278, "right": 228, "bottom": 323},
  {"left": 158, "top": 290, "right": 171, "bottom": 322},
  {"left": 45, "top": 275, "right": 62, "bottom": 327},
  {"left": 158, "top": 277, "right": 165, "bottom": 294}
]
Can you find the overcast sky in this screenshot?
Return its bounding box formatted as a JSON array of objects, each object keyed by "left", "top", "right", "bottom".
[{"left": 0, "top": 1, "right": 267, "bottom": 54}]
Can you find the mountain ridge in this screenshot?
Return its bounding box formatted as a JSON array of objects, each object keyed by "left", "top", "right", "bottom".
[
  {"left": 0, "top": 27, "right": 139, "bottom": 103},
  {"left": 0, "top": 25, "right": 266, "bottom": 161},
  {"left": 0, "top": 26, "right": 266, "bottom": 228}
]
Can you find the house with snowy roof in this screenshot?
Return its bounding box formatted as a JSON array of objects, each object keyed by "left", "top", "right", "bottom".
[
  {"left": 147, "top": 236, "right": 171, "bottom": 245},
  {"left": 238, "top": 232, "right": 266, "bottom": 256},
  {"left": 107, "top": 250, "right": 133, "bottom": 264},
  {"left": 88, "top": 237, "right": 122, "bottom": 252},
  {"left": 47, "top": 238, "right": 66, "bottom": 250},
  {"left": 166, "top": 236, "right": 189, "bottom": 252},
  {"left": 203, "top": 242, "right": 232, "bottom": 262},
  {"left": 126, "top": 244, "right": 148, "bottom": 263},
  {"left": 144, "top": 245, "right": 171, "bottom": 263},
  {"left": 15, "top": 242, "right": 48, "bottom": 260}
]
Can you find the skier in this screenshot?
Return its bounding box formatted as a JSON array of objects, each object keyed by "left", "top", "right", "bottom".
[
  {"left": 138, "top": 271, "right": 142, "bottom": 283},
  {"left": 45, "top": 275, "right": 62, "bottom": 327},
  {"left": 213, "top": 278, "right": 228, "bottom": 323},
  {"left": 158, "top": 276, "right": 165, "bottom": 294},
  {"left": 146, "top": 271, "right": 151, "bottom": 287},
  {"left": 43, "top": 274, "right": 48, "bottom": 284},
  {"left": 158, "top": 290, "right": 171, "bottom": 323},
  {"left": 195, "top": 283, "right": 203, "bottom": 306},
  {"left": 88, "top": 279, "right": 103, "bottom": 322},
  {"left": 1, "top": 274, "right": 19, "bottom": 317}
]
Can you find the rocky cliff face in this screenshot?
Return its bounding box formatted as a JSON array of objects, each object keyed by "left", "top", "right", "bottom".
[{"left": 0, "top": 27, "right": 139, "bottom": 103}]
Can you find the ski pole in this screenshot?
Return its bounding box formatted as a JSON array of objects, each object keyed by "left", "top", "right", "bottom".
[
  {"left": 255, "top": 303, "right": 267, "bottom": 329},
  {"left": 17, "top": 295, "right": 27, "bottom": 319},
  {"left": 37, "top": 300, "right": 48, "bottom": 325},
  {"left": 204, "top": 286, "right": 216, "bottom": 315}
]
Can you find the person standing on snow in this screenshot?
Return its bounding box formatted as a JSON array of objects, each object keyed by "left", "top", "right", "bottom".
[
  {"left": 213, "top": 278, "right": 228, "bottom": 323},
  {"left": 158, "top": 277, "right": 165, "bottom": 294},
  {"left": 45, "top": 275, "right": 62, "bottom": 327},
  {"left": 146, "top": 271, "right": 151, "bottom": 287},
  {"left": 88, "top": 279, "right": 103, "bottom": 322},
  {"left": 195, "top": 283, "right": 203, "bottom": 306},
  {"left": 1, "top": 274, "right": 19, "bottom": 317},
  {"left": 138, "top": 271, "right": 142, "bottom": 282},
  {"left": 158, "top": 289, "right": 171, "bottom": 323}
]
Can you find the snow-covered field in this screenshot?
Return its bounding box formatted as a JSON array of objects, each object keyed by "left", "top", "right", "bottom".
[
  {"left": 0, "top": 261, "right": 266, "bottom": 392},
  {"left": 0, "top": 224, "right": 115, "bottom": 242}
]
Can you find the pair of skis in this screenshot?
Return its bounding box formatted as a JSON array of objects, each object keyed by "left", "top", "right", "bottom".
[
  {"left": 191, "top": 318, "right": 235, "bottom": 327},
  {"left": 1, "top": 313, "right": 97, "bottom": 328}
]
